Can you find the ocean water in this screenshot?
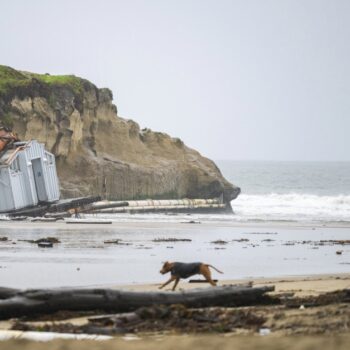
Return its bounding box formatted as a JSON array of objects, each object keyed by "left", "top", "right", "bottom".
[
  {"left": 1, "top": 222, "right": 349, "bottom": 288},
  {"left": 0, "top": 161, "right": 349, "bottom": 224},
  {"left": 218, "top": 161, "right": 350, "bottom": 223}
]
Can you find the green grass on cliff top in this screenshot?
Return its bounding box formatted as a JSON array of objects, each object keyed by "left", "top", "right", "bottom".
[{"left": 0, "top": 65, "right": 84, "bottom": 96}]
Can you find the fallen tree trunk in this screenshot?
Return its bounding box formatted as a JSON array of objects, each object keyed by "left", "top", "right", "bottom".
[{"left": 0, "top": 285, "right": 274, "bottom": 320}]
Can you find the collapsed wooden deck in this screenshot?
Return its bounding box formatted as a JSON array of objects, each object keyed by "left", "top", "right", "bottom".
[
  {"left": 6, "top": 196, "right": 101, "bottom": 217},
  {"left": 5, "top": 197, "right": 232, "bottom": 218},
  {"left": 86, "top": 198, "right": 231, "bottom": 214}
]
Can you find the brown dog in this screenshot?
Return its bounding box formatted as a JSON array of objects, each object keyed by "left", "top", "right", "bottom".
[{"left": 159, "top": 261, "right": 223, "bottom": 291}]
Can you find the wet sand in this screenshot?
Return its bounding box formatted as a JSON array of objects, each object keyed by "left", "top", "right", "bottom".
[
  {"left": 1, "top": 220, "right": 350, "bottom": 288},
  {"left": 118, "top": 273, "right": 350, "bottom": 296}
]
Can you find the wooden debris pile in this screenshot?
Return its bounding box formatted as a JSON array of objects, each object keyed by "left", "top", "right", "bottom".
[{"left": 13, "top": 305, "right": 267, "bottom": 335}]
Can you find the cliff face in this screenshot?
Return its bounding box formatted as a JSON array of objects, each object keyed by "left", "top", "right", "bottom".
[{"left": 0, "top": 65, "right": 240, "bottom": 202}]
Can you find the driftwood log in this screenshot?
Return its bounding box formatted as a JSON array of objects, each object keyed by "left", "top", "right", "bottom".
[{"left": 0, "top": 285, "right": 274, "bottom": 320}]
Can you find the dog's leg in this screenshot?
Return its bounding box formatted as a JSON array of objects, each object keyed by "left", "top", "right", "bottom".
[
  {"left": 201, "top": 266, "right": 217, "bottom": 286},
  {"left": 159, "top": 275, "right": 176, "bottom": 289},
  {"left": 172, "top": 277, "right": 180, "bottom": 291}
]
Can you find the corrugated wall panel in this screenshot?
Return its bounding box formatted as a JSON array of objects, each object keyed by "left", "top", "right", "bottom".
[
  {"left": 1, "top": 141, "right": 60, "bottom": 211},
  {"left": 9, "top": 171, "right": 31, "bottom": 210},
  {"left": 25, "top": 142, "right": 60, "bottom": 203},
  {"left": 18, "top": 151, "right": 38, "bottom": 207},
  {"left": 26, "top": 141, "right": 44, "bottom": 160},
  {"left": 0, "top": 168, "right": 15, "bottom": 212},
  {"left": 43, "top": 151, "right": 60, "bottom": 201}
]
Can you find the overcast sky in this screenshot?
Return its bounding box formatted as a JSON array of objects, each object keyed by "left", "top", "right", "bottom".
[{"left": 1, "top": 0, "right": 349, "bottom": 161}]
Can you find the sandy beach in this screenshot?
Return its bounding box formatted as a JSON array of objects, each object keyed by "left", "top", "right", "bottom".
[
  {"left": 0, "top": 273, "right": 349, "bottom": 349},
  {"left": 118, "top": 273, "right": 350, "bottom": 295},
  {"left": 0, "top": 220, "right": 349, "bottom": 349}
]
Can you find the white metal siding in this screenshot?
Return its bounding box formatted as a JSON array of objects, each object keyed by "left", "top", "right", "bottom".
[
  {"left": 9, "top": 170, "right": 28, "bottom": 210},
  {"left": 0, "top": 168, "right": 15, "bottom": 212},
  {"left": 24, "top": 141, "right": 60, "bottom": 202},
  {"left": 43, "top": 151, "right": 60, "bottom": 201},
  {"left": 18, "top": 151, "right": 38, "bottom": 207},
  {"left": 0, "top": 140, "right": 60, "bottom": 212},
  {"left": 25, "top": 140, "right": 44, "bottom": 160}
]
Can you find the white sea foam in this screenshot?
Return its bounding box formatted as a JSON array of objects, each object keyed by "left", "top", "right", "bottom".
[
  {"left": 87, "top": 193, "right": 350, "bottom": 224},
  {"left": 232, "top": 193, "right": 350, "bottom": 223}
]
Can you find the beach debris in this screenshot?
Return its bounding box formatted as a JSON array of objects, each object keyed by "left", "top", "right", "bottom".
[
  {"left": 211, "top": 240, "right": 228, "bottom": 245},
  {"left": 30, "top": 217, "right": 60, "bottom": 222},
  {"left": 66, "top": 219, "right": 112, "bottom": 224},
  {"left": 8, "top": 196, "right": 101, "bottom": 219},
  {"left": 10, "top": 216, "right": 28, "bottom": 221},
  {"left": 262, "top": 239, "right": 275, "bottom": 242},
  {"left": 283, "top": 242, "right": 295, "bottom": 246},
  {"left": 12, "top": 305, "right": 267, "bottom": 335},
  {"left": 18, "top": 237, "right": 61, "bottom": 244},
  {"left": 6, "top": 288, "right": 350, "bottom": 337},
  {"left": 259, "top": 328, "right": 271, "bottom": 336},
  {"left": 320, "top": 240, "right": 350, "bottom": 246},
  {"left": 282, "top": 240, "right": 350, "bottom": 247},
  {"left": 0, "top": 237, "right": 8, "bottom": 241},
  {"left": 44, "top": 212, "right": 72, "bottom": 219},
  {"left": 0, "top": 285, "right": 275, "bottom": 320},
  {"left": 274, "top": 292, "right": 295, "bottom": 300},
  {"left": 189, "top": 279, "right": 218, "bottom": 283},
  {"left": 104, "top": 239, "right": 131, "bottom": 245},
  {"left": 232, "top": 238, "right": 250, "bottom": 242},
  {"left": 336, "top": 251, "right": 343, "bottom": 255},
  {"left": 153, "top": 238, "right": 192, "bottom": 242},
  {"left": 181, "top": 220, "right": 201, "bottom": 224},
  {"left": 284, "top": 290, "right": 350, "bottom": 308},
  {"left": 0, "top": 329, "right": 111, "bottom": 341},
  {"left": 37, "top": 241, "right": 53, "bottom": 248}
]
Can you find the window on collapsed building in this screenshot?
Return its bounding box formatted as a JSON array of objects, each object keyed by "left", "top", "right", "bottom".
[{"left": 10, "top": 157, "right": 21, "bottom": 173}]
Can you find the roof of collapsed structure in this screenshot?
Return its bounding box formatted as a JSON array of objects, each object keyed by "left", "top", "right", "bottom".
[
  {"left": 0, "top": 144, "right": 27, "bottom": 166},
  {"left": 0, "top": 126, "right": 22, "bottom": 166}
]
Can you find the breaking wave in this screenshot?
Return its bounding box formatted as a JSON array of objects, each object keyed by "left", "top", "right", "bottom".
[
  {"left": 88, "top": 193, "right": 350, "bottom": 224},
  {"left": 231, "top": 193, "right": 350, "bottom": 223}
]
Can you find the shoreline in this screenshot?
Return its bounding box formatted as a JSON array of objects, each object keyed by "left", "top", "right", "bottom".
[{"left": 1, "top": 219, "right": 350, "bottom": 229}]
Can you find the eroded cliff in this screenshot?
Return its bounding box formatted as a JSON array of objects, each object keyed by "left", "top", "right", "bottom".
[{"left": 0, "top": 65, "right": 240, "bottom": 203}]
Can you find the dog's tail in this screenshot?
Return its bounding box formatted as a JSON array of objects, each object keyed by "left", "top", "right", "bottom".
[{"left": 207, "top": 264, "right": 223, "bottom": 274}]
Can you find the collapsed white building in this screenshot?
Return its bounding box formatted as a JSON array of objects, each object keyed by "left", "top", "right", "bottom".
[{"left": 0, "top": 140, "right": 60, "bottom": 212}]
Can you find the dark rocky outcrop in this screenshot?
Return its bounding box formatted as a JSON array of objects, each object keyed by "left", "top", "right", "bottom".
[{"left": 0, "top": 65, "right": 240, "bottom": 203}]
